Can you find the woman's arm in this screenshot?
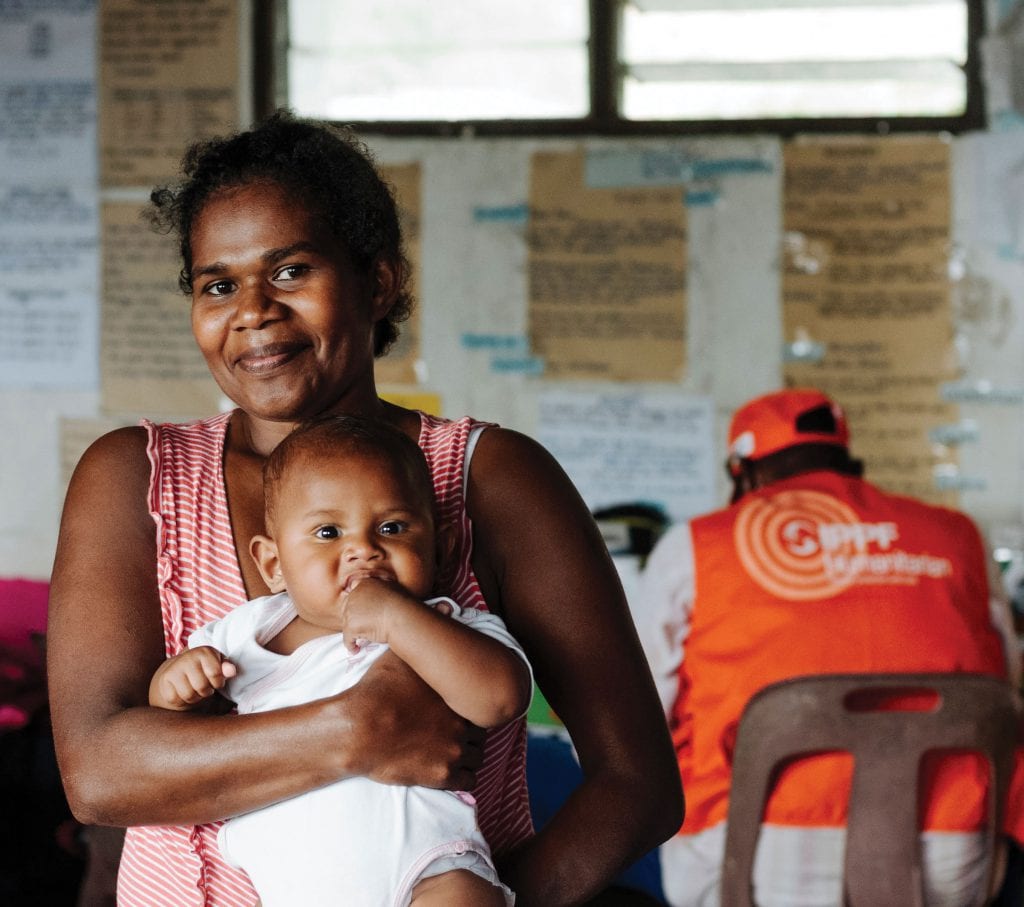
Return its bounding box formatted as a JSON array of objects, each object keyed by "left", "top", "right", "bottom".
[
  {"left": 48, "top": 428, "right": 483, "bottom": 828},
  {"left": 342, "top": 578, "right": 532, "bottom": 728},
  {"left": 467, "top": 428, "right": 685, "bottom": 906}
]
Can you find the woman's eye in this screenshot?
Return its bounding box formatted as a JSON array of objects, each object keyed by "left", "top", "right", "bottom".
[
  {"left": 314, "top": 525, "right": 340, "bottom": 540},
  {"left": 378, "top": 521, "right": 406, "bottom": 536},
  {"left": 202, "top": 279, "right": 235, "bottom": 298},
  {"left": 274, "top": 264, "right": 309, "bottom": 282}
]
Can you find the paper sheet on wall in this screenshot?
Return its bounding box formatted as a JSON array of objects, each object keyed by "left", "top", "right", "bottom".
[
  {"left": 0, "top": 185, "right": 99, "bottom": 389},
  {"left": 964, "top": 132, "right": 1024, "bottom": 258},
  {"left": 100, "top": 200, "right": 222, "bottom": 417},
  {"left": 527, "top": 149, "right": 687, "bottom": 381},
  {"left": 98, "top": 0, "right": 240, "bottom": 187},
  {"left": 0, "top": 2, "right": 100, "bottom": 390},
  {"left": 375, "top": 162, "right": 422, "bottom": 386},
  {"left": 782, "top": 137, "right": 959, "bottom": 504},
  {"left": 0, "top": 1, "right": 97, "bottom": 184},
  {"left": 537, "top": 389, "right": 715, "bottom": 523}
]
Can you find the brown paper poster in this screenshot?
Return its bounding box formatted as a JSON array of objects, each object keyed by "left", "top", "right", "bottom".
[
  {"left": 527, "top": 149, "right": 687, "bottom": 381},
  {"left": 99, "top": 0, "right": 240, "bottom": 187},
  {"left": 375, "top": 162, "right": 422, "bottom": 386},
  {"left": 782, "top": 137, "right": 959, "bottom": 504},
  {"left": 100, "top": 200, "right": 221, "bottom": 417}
]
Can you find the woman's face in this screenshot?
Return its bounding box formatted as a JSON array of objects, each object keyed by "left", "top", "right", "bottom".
[{"left": 188, "top": 181, "right": 394, "bottom": 425}]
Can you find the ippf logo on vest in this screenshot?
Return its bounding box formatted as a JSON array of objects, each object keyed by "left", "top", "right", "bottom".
[{"left": 734, "top": 490, "right": 953, "bottom": 601}]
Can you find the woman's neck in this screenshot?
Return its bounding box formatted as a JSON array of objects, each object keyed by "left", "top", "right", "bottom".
[{"left": 233, "top": 396, "right": 397, "bottom": 459}]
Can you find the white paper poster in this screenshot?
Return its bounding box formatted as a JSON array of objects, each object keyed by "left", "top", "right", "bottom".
[
  {"left": 537, "top": 389, "right": 716, "bottom": 523},
  {"left": 1, "top": 1, "right": 99, "bottom": 389}
]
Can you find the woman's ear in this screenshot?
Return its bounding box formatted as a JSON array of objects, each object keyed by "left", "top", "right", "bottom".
[
  {"left": 371, "top": 256, "right": 402, "bottom": 321},
  {"left": 250, "top": 535, "right": 286, "bottom": 593}
]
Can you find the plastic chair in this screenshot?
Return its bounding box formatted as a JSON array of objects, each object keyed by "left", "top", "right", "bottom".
[{"left": 721, "top": 673, "right": 1021, "bottom": 907}]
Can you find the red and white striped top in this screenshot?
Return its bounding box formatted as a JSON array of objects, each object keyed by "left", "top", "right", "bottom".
[{"left": 118, "top": 410, "right": 533, "bottom": 907}]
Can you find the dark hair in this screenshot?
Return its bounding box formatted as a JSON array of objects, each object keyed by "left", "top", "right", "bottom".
[
  {"left": 730, "top": 442, "right": 864, "bottom": 503},
  {"left": 147, "top": 109, "right": 413, "bottom": 356},
  {"left": 263, "top": 414, "right": 434, "bottom": 529}
]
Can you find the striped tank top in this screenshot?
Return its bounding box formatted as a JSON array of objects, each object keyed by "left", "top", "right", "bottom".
[{"left": 117, "top": 410, "right": 533, "bottom": 907}]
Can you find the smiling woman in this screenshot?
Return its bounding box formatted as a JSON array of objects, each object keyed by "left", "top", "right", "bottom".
[
  {"left": 185, "top": 182, "right": 392, "bottom": 434},
  {"left": 46, "top": 110, "right": 683, "bottom": 907}
]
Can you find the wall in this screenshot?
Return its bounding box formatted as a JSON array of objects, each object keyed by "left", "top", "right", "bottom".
[{"left": 4, "top": 2, "right": 1024, "bottom": 583}]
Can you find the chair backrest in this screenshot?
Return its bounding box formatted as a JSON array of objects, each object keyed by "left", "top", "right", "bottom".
[{"left": 721, "top": 673, "right": 1020, "bottom": 907}]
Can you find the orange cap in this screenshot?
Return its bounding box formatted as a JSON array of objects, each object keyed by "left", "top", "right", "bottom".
[{"left": 727, "top": 388, "right": 849, "bottom": 463}]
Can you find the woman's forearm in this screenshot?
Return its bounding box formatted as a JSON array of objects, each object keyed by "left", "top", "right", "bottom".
[
  {"left": 62, "top": 697, "right": 355, "bottom": 827},
  {"left": 500, "top": 761, "right": 681, "bottom": 906},
  {"left": 61, "top": 651, "right": 481, "bottom": 828}
]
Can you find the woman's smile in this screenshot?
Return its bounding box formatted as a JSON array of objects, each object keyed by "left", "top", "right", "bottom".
[{"left": 233, "top": 340, "right": 311, "bottom": 375}]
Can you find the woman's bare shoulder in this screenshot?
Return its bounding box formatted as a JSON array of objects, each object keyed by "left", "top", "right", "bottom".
[
  {"left": 61, "top": 425, "right": 152, "bottom": 525},
  {"left": 468, "top": 425, "right": 586, "bottom": 517}
]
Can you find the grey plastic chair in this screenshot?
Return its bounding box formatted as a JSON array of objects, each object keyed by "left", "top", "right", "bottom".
[{"left": 720, "top": 673, "right": 1021, "bottom": 907}]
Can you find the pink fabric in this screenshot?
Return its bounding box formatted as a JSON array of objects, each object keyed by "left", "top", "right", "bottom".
[{"left": 0, "top": 577, "right": 49, "bottom": 665}]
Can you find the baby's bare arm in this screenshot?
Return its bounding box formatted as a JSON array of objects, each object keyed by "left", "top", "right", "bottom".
[
  {"left": 149, "top": 646, "right": 237, "bottom": 711},
  {"left": 342, "top": 579, "right": 531, "bottom": 729}
]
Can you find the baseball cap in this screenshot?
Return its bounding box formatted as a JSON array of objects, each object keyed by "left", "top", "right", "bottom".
[{"left": 727, "top": 388, "right": 849, "bottom": 465}]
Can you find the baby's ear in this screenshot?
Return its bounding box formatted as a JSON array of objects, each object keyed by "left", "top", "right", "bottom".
[{"left": 250, "top": 535, "right": 286, "bottom": 593}]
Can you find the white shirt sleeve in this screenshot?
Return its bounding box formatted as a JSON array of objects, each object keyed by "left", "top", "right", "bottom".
[
  {"left": 429, "top": 596, "right": 535, "bottom": 716},
  {"left": 990, "top": 592, "right": 1022, "bottom": 689},
  {"left": 631, "top": 522, "right": 696, "bottom": 717},
  {"left": 979, "top": 536, "right": 1023, "bottom": 689}
]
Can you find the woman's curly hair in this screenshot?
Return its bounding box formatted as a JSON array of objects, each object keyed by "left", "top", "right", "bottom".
[{"left": 148, "top": 109, "right": 413, "bottom": 357}]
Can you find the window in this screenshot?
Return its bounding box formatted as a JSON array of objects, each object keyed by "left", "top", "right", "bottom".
[{"left": 256, "top": 0, "right": 984, "bottom": 134}]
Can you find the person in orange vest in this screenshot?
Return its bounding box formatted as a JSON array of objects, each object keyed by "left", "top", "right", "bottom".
[{"left": 635, "top": 387, "right": 1023, "bottom": 907}]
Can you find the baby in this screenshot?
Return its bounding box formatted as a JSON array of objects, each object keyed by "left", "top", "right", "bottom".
[{"left": 149, "top": 413, "right": 532, "bottom": 906}]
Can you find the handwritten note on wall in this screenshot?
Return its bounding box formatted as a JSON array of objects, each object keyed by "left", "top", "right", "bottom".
[
  {"left": 100, "top": 200, "right": 221, "bottom": 417},
  {"left": 375, "top": 162, "right": 422, "bottom": 387},
  {"left": 782, "top": 137, "right": 959, "bottom": 503},
  {"left": 537, "top": 389, "right": 715, "bottom": 522},
  {"left": 99, "top": 0, "right": 239, "bottom": 187},
  {"left": 0, "top": 2, "right": 99, "bottom": 390},
  {"left": 0, "top": 2, "right": 97, "bottom": 184},
  {"left": 527, "top": 150, "right": 687, "bottom": 381},
  {"left": 0, "top": 185, "right": 99, "bottom": 389}
]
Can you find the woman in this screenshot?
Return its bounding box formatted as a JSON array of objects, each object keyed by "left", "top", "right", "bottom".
[{"left": 48, "top": 110, "right": 682, "bottom": 906}]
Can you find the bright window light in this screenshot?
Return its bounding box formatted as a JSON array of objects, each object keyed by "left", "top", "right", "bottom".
[
  {"left": 277, "top": 0, "right": 977, "bottom": 128},
  {"left": 286, "top": 0, "right": 589, "bottom": 121},
  {"left": 621, "top": 0, "right": 970, "bottom": 120}
]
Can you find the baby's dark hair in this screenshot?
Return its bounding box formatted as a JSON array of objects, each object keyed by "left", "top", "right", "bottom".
[
  {"left": 147, "top": 108, "right": 413, "bottom": 356},
  {"left": 263, "top": 414, "right": 435, "bottom": 530}
]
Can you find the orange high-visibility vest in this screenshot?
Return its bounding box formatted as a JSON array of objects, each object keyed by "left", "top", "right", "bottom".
[{"left": 673, "top": 470, "right": 1009, "bottom": 835}]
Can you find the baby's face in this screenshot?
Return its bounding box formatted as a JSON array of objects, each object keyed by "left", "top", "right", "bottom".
[{"left": 269, "top": 451, "right": 437, "bottom": 630}]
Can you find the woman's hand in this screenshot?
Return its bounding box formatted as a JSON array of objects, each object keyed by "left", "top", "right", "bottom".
[{"left": 338, "top": 650, "right": 485, "bottom": 791}]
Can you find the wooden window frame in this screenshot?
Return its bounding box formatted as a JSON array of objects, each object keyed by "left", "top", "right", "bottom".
[{"left": 251, "top": 0, "right": 986, "bottom": 137}]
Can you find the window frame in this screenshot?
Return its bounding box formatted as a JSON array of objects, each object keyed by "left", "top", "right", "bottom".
[{"left": 251, "top": 0, "right": 987, "bottom": 136}]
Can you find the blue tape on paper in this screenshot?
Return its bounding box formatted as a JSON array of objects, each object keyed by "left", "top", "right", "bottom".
[
  {"left": 472, "top": 204, "right": 529, "bottom": 223},
  {"left": 461, "top": 333, "right": 529, "bottom": 351},
  {"left": 490, "top": 355, "right": 545, "bottom": 375},
  {"left": 586, "top": 149, "right": 773, "bottom": 187},
  {"left": 685, "top": 190, "right": 720, "bottom": 207}
]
